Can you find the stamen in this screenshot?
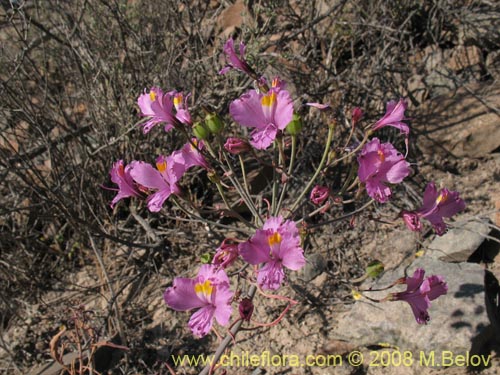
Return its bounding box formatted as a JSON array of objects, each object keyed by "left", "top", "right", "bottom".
[{"left": 149, "top": 91, "right": 157, "bottom": 102}]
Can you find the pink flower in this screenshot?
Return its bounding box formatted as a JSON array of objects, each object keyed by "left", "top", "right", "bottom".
[
  {"left": 137, "top": 87, "right": 191, "bottom": 133},
  {"left": 171, "top": 139, "right": 209, "bottom": 171},
  {"left": 402, "top": 182, "right": 466, "bottom": 236},
  {"left": 164, "top": 265, "right": 233, "bottom": 338},
  {"left": 239, "top": 216, "right": 305, "bottom": 290},
  {"left": 224, "top": 137, "right": 251, "bottom": 155},
  {"left": 391, "top": 268, "right": 448, "bottom": 324},
  {"left": 109, "top": 160, "right": 141, "bottom": 208},
  {"left": 372, "top": 98, "right": 409, "bottom": 135},
  {"left": 129, "top": 155, "right": 181, "bottom": 212},
  {"left": 357, "top": 138, "right": 410, "bottom": 203},
  {"left": 129, "top": 140, "right": 208, "bottom": 212},
  {"left": 310, "top": 185, "right": 330, "bottom": 206},
  {"left": 219, "top": 38, "right": 254, "bottom": 76},
  {"left": 230, "top": 78, "right": 294, "bottom": 150},
  {"left": 213, "top": 239, "right": 239, "bottom": 269}
]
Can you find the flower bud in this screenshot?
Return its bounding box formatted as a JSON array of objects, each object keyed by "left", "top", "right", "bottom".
[
  {"left": 310, "top": 185, "right": 330, "bottom": 206},
  {"left": 351, "top": 107, "right": 363, "bottom": 126},
  {"left": 285, "top": 114, "right": 303, "bottom": 135},
  {"left": 205, "top": 113, "right": 224, "bottom": 134},
  {"left": 366, "top": 260, "right": 384, "bottom": 279},
  {"left": 239, "top": 298, "right": 254, "bottom": 321},
  {"left": 224, "top": 137, "right": 251, "bottom": 155},
  {"left": 192, "top": 122, "right": 210, "bottom": 140}
]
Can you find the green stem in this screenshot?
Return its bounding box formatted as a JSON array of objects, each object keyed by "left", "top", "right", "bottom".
[
  {"left": 238, "top": 154, "right": 251, "bottom": 198},
  {"left": 287, "top": 123, "right": 335, "bottom": 217},
  {"left": 276, "top": 134, "right": 297, "bottom": 215},
  {"left": 271, "top": 141, "right": 280, "bottom": 215}
]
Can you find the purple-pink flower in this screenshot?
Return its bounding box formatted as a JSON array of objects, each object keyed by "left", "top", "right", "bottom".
[
  {"left": 239, "top": 216, "right": 305, "bottom": 290},
  {"left": 402, "top": 182, "right": 466, "bottom": 236},
  {"left": 109, "top": 160, "right": 141, "bottom": 208},
  {"left": 171, "top": 139, "right": 209, "bottom": 171},
  {"left": 357, "top": 138, "right": 410, "bottom": 203},
  {"left": 372, "top": 98, "right": 409, "bottom": 135},
  {"left": 137, "top": 87, "right": 192, "bottom": 133},
  {"left": 310, "top": 185, "right": 330, "bottom": 206},
  {"left": 391, "top": 268, "right": 448, "bottom": 324},
  {"left": 129, "top": 155, "right": 181, "bottom": 212},
  {"left": 213, "top": 239, "right": 239, "bottom": 269},
  {"left": 230, "top": 78, "right": 294, "bottom": 150},
  {"left": 219, "top": 38, "right": 254, "bottom": 76},
  {"left": 164, "top": 265, "right": 233, "bottom": 338}
]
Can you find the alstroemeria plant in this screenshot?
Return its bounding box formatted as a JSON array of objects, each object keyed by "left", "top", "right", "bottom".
[{"left": 105, "top": 36, "right": 467, "bottom": 374}]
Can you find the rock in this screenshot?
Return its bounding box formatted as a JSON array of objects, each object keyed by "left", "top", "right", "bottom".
[
  {"left": 334, "top": 257, "right": 489, "bottom": 362},
  {"left": 447, "top": 45, "right": 483, "bottom": 72},
  {"left": 486, "top": 50, "right": 500, "bottom": 81},
  {"left": 416, "top": 83, "right": 500, "bottom": 158},
  {"left": 302, "top": 253, "right": 326, "bottom": 282},
  {"left": 426, "top": 220, "right": 491, "bottom": 262},
  {"left": 457, "top": 10, "right": 500, "bottom": 49},
  {"left": 216, "top": 0, "right": 250, "bottom": 38},
  {"left": 406, "top": 74, "right": 427, "bottom": 105},
  {"left": 423, "top": 67, "right": 457, "bottom": 97}
]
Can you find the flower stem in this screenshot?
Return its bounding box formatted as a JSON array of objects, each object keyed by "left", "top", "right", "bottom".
[
  {"left": 276, "top": 134, "right": 297, "bottom": 215},
  {"left": 287, "top": 123, "right": 335, "bottom": 217}
]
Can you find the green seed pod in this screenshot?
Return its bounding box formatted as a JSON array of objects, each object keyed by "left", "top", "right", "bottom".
[
  {"left": 193, "top": 122, "right": 210, "bottom": 140},
  {"left": 366, "top": 260, "right": 384, "bottom": 279},
  {"left": 286, "top": 114, "right": 303, "bottom": 135},
  {"left": 205, "top": 113, "right": 224, "bottom": 134}
]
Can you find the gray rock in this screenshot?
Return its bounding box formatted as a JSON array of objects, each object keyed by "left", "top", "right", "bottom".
[
  {"left": 334, "top": 257, "right": 489, "bottom": 360},
  {"left": 301, "top": 253, "right": 326, "bottom": 282},
  {"left": 427, "top": 220, "right": 491, "bottom": 262}
]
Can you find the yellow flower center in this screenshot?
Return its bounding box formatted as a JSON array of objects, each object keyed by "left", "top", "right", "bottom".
[
  {"left": 149, "top": 91, "right": 157, "bottom": 102},
  {"left": 194, "top": 280, "right": 213, "bottom": 297},
  {"left": 268, "top": 232, "right": 282, "bottom": 247},
  {"left": 173, "top": 94, "right": 183, "bottom": 108},
  {"left": 118, "top": 164, "right": 125, "bottom": 177},
  {"left": 377, "top": 149, "right": 385, "bottom": 162},
  {"left": 191, "top": 139, "right": 198, "bottom": 151},
  {"left": 261, "top": 92, "right": 277, "bottom": 107},
  {"left": 436, "top": 191, "right": 448, "bottom": 204},
  {"left": 156, "top": 160, "right": 167, "bottom": 173}
]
